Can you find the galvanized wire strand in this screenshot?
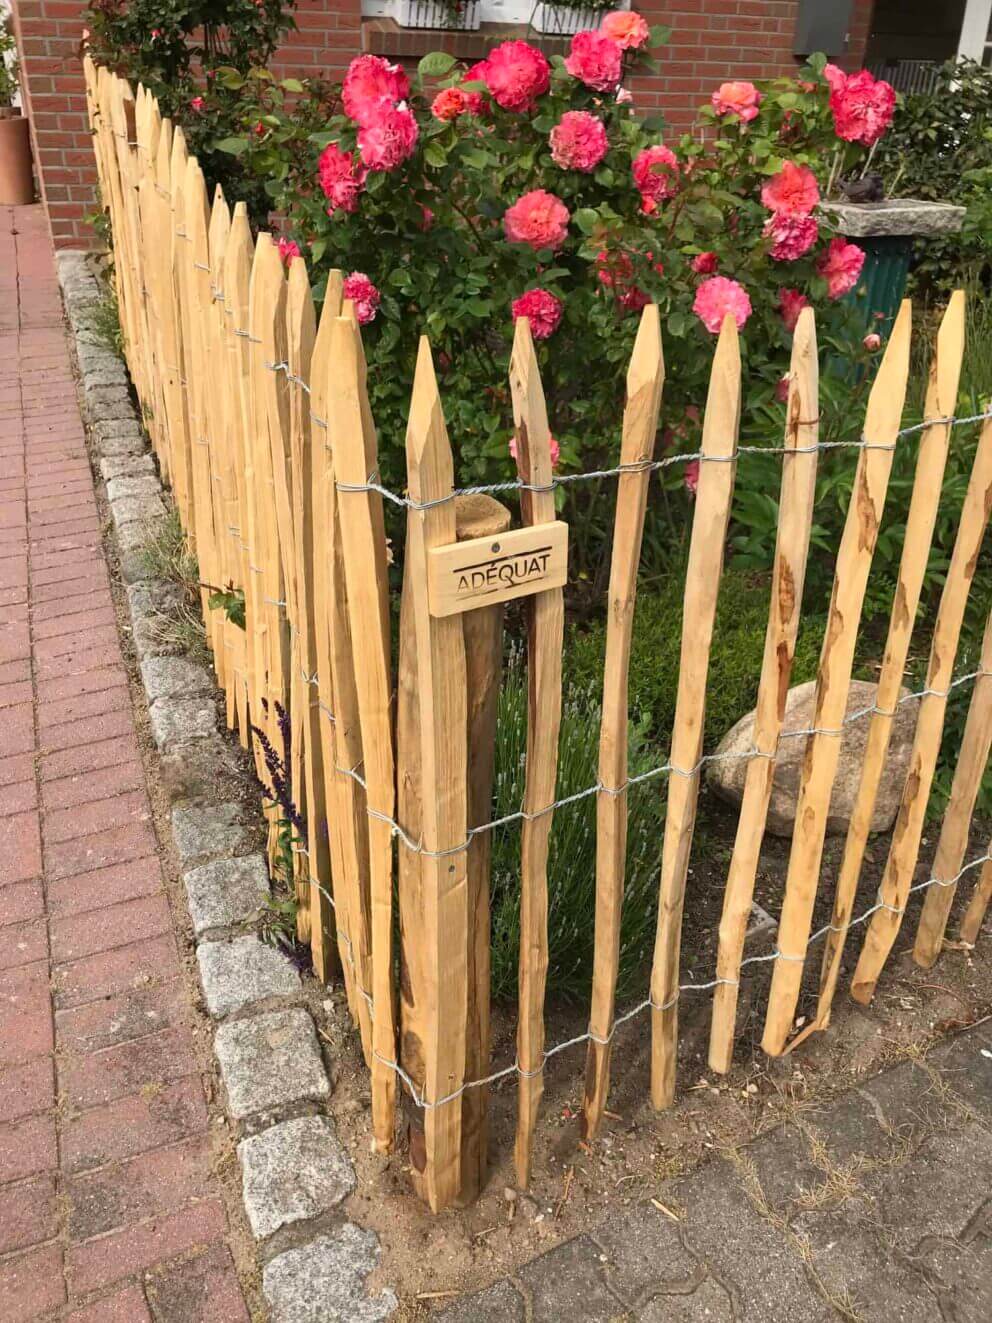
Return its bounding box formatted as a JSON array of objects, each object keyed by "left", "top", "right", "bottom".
[
  {"left": 294, "top": 844, "right": 992, "bottom": 1112},
  {"left": 295, "top": 667, "right": 990, "bottom": 862}
]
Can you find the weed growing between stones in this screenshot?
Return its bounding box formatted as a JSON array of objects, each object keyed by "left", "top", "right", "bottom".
[
  {"left": 135, "top": 510, "right": 209, "bottom": 663},
  {"left": 252, "top": 700, "right": 310, "bottom": 969}
]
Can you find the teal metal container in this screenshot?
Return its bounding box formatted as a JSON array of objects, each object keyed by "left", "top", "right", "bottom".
[{"left": 845, "top": 234, "right": 915, "bottom": 336}]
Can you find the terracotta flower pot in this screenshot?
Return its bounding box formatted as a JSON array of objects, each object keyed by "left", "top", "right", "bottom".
[{"left": 0, "top": 111, "right": 34, "bottom": 206}]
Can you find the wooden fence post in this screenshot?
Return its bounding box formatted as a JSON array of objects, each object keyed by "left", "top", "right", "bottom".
[
  {"left": 582, "top": 304, "right": 664, "bottom": 1139},
  {"left": 509, "top": 318, "right": 565, "bottom": 1188},
  {"left": 650, "top": 315, "right": 740, "bottom": 1111},
  {"left": 399, "top": 491, "right": 511, "bottom": 1203},
  {"left": 328, "top": 313, "right": 398, "bottom": 1155},
  {"left": 761, "top": 302, "right": 911, "bottom": 1055},
  {"left": 708, "top": 306, "right": 818, "bottom": 1075},
  {"left": 851, "top": 412, "right": 992, "bottom": 1002}
]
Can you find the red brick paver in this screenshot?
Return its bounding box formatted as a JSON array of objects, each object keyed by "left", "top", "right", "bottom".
[{"left": 0, "top": 206, "right": 250, "bottom": 1320}]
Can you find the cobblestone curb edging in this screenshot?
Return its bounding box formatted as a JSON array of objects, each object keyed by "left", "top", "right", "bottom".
[{"left": 56, "top": 251, "right": 398, "bottom": 1322}]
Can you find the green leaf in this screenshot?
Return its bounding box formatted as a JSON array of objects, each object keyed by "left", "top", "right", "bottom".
[
  {"left": 418, "top": 51, "right": 457, "bottom": 79},
  {"left": 424, "top": 142, "right": 447, "bottom": 169},
  {"left": 573, "top": 207, "right": 600, "bottom": 235},
  {"left": 649, "top": 25, "right": 671, "bottom": 46},
  {"left": 280, "top": 77, "right": 305, "bottom": 94},
  {"left": 215, "top": 136, "right": 248, "bottom": 156},
  {"left": 310, "top": 238, "right": 326, "bottom": 265}
]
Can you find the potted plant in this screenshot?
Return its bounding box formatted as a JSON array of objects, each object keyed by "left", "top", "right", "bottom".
[
  {"left": 395, "top": 0, "right": 481, "bottom": 31},
  {"left": 530, "top": 0, "right": 623, "bottom": 38},
  {"left": 0, "top": 11, "right": 33, "bottom": 205}
]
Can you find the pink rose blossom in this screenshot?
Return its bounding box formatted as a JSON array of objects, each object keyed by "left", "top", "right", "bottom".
[
  {"left": 863, "top": 332, "right": 882, "bottom": 351},
  {"left": 420, "top": 205, "right": 434, "bottom": 230},
  {"left": 616, "top": 87, "right": 633, "bottom": 105},
  {"left": 691, "top": 251, "right": 719, "bottom": 276},
  {"left": 277, "top": 238, "right": 301, "bottom": 265},
  {"left": 775, "top": 375, "right": 790, "bottom": 404},
  {"left": 693, "top": 275, "right": 752, "bottom": 333},
  {"left": 684, "top": 458, "right": 700, "bottom": 495},
  {"left": 711, "top": 80, "right": 762, "bottom": 124},
  {"left": 632, "top": 144, "right": 679, "bottom": 212},
  {"left": 761, "top": 161, "right": 819, "bottom": 217},
  {"left": 778, "top": 287, "right": 808, "bottom": 332},
  {"left": 818, "top": 238, "right": 865, "bottom": 299},
  {"left": 461, "top": 60, "right": 490, "bottom": 114},
  {"left": 565, "top": 30, "right": 623, "bottom": 92},
  {"left": 828, "top": 68, "right": 895, "bottom": 145},
  {"left": 595, "top": 249, "right": 649, "bottom": 312},
  {"left": 343, "top": 272, "right": 380, "bottom": 325},
  {"left": 342, "top": 55, "right": 409, "bottom": 127},
  {"left": 763, "top": 212, "right": 819, "bottom": 261},
  {"left": 150, "top": 28, "right": 162, "bottom": 39},
  {"left": 511, "top": 288, "right": 563, "bottom": 340},
  {"left": 823, "top": 63, "right": 847, "bottom": 93},
  {"left": 480, "top": 40, "right": 550, "bottom": 112},
  {"left": 190, "top": 96, "right": 205, "bottom": 112},
  {"left": 549, "top": 110, "right": 609, "bottom": 172},
  {"left": 503, "top": 189, "right": 570, "bottom": 251},
  {"left": 600, "top": 10, "right": 650, "bottom": 49},
  {"left": 357, "top": 103, "right": 419, "bottom": 172},
  {"left": 431, "top": 87, "right": 467, "bottom": 121},
  {"left": 317, "top": 143, "right": 366, "bottom": 215},
  {"left": 510, "top": 433, "right": 560, "bottom": 467}
]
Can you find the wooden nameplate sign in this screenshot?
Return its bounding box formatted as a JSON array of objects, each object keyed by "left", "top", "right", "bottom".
[{"left": 427, "top": 521, "right": 568, "bottom": 618}]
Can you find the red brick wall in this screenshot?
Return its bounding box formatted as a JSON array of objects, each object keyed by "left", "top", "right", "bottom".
[
  {"left": 11, "top": 0, "right": 873, "bottom": 250},
  {"left": 632, "top": 0, "right": 875, "bottom": 127}
]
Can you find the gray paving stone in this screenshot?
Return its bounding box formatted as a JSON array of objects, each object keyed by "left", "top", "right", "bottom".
[
  {"left": 92, "top": 417, "right": 142, "bottom": 444},
  {"left": 517, "top": 1236, "right": 626, "bottom": 1321},
  {"left": 865, "top": 1123, "right": 992, "bottom": 1242},
  {"left": 589, "top": 1199, "right": 700, "bottom": 1305},
  {"left": 111, "top": 493, "right": 167, "bottom": 527},
  {"left": 916, "top": 1230, "right": 992, "bottom": 1323},
  {"left": 214, "top": 1009, "right": 328, "bottom": 1119},
  {"left": 120, "top": 550, "right": 157, "bottom": 587},
  {"left": 106, "top": 474, "right": 162, "bottom": 502},
  {"left": 639, "top": 1277, "right": 736, "bottom": 1321},
  {"left": 117, "top": 519, "right": 166, "bottom": 557},
  {"left": 100, "top": 453, "right": 155, "bottom": 481},
  {"left": 238, "top": 1115, "right": 354, "bottom": 1239},
  {"left": 927, "top": 1029, "right": 992, "bottom": 1122},
  {"left": 263, "top": 1224, "right": 396, "bottom": 1322},
  {"left": 793, "top": 1208, "right": 933, "bottom": 1322},
  {"left": 737, "top": 1124, "right": 819, "bottom": 1215},
  {"left": 438, "top": 1280, "right": 525, "bottom": 1322},
  {"left": 197, "top": 935, "right": 300, "bottom": 1019},
  {"left": 148, "top": 696, "right": 217, "bottom": 751},
  {"left": 82, "top": 366, "right": 128, "bottom": 389},
  {"left": 160, "top": 736, "right": 248, "bottom": 806},
  {"left": 669, "top": 1159, "right": 829, "bottom": 1321},
  {"left": 98, "top": 431, "right": 147, "bottom": 458},
  {"left": 140, "top": 656, "right": 214, "bottom": 705},
  {"left": 172, "top": 802, "right": 252, "bottom": 869},
  {"left": 183, "top": 854, "right": 270, "bottom": 936},
  {"left": 86, "top": 391, "right": 135, "bottom": 423}
]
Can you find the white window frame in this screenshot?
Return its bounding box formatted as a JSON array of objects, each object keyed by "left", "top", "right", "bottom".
[{"left": 958, "top": 0, "right": 992, "bottom": 62}]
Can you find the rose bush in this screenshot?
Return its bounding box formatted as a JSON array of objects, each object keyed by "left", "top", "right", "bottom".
[{"left": 157, "top": 25, "right": 887, "bottom": 576}]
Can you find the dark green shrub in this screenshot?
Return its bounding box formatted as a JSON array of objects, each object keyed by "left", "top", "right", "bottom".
[
  {"left": 489, "top": 656, "right": 665, "bottom": 1003},
  {"left": 566, "top": 567, "right": 825, "bottom": 752}
]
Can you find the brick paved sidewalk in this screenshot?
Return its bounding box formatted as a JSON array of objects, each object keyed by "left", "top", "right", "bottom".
[{"left": 0, "top": 206, "right": 253, "bottom": 1321}]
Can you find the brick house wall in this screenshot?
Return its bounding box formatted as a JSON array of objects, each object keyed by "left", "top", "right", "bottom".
[{"left": 10, "top": 0, "right": 874, "bottom": 249}]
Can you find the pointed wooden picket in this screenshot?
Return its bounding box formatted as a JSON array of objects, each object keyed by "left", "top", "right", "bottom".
[
  {"left": 328, "top": 313, "right": 398, "bottom": 1155},
  {"left": 708, "top": 306, "right": 819, "bottom": 1074},
  {"left": 851, "top": 412, "right": 992, "bottom": 1002},
  {"left": 509, "top": 317, "right": 565, "bottom": 1187},
  {"left": 582, "top": 305, "right": 664, "bottom": 1139},
  {"left": 762, "top": 302, "right": 912, "bottom": 1054},
  {"left": 804, "top": 293, "right": 966, "bottom": 1036},
  {"left": 649, "top": 315, "right": 740, "bottom": 1110},
  {"left": 914, "top": 610, "right": 992, "bottom": 965}
]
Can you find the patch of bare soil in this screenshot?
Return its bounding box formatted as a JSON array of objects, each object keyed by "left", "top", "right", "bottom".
[{"left": 302, "top": 791, "right": 992, "bottom": 1316}]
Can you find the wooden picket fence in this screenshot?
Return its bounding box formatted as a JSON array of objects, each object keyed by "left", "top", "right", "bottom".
[{"left": 85, "top": 59, "right": 992, "bottom": 1213}]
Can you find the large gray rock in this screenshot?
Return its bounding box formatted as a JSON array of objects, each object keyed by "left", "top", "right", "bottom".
[
  {"left": 214, "top": 1008, "right": 329, "bottom": 1118},
  {"left": 263, "top": 1225, "right": 396, "bottom": 1322},
  {"left": 106, "top": 474, "right": 162, "bottom": 502},
  {"left": 197, "top": 936, "right": 300, "bottom": 1019},
  {"left": 820, "top": 199, "right": 966, "bottom": 238},
  {"left": 238, "top": 1116, "right": 355, "bottom": 1239},
  {"left": 183, "top": 854, "right": 271, "bottom": 936},
  {"left": 707, "top": 679, "right": 919, "bottom": 837}
]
